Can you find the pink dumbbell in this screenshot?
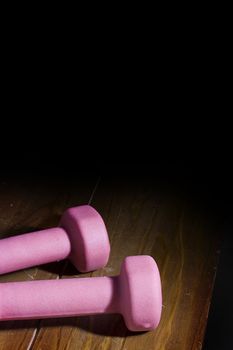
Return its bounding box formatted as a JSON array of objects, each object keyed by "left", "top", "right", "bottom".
[
  {"left": 0, "top": 256, "right": 162, "bottom": 331},
  {"left": 0, "top": 205, "right": 110, "bottom": 274}
]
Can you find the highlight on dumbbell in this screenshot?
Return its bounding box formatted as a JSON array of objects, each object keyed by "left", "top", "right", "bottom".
[
  {"left": 0, "top": 205, "right": 110, "bottom": 274},
  {"left": 0, "top": 255, "right": 162, "bottom": 332}
]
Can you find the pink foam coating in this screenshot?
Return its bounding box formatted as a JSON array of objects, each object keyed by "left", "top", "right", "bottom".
[
  {"left": 0, "top": 205, "right": 110, "bottom": 274},
  {"left": 0, "top": 277, "right": 116, "bottom": 321},
  {"left": 0, "top": 228, "right": 71, "bottom": 275},
  {"left": 0, "top": 256, "right": 162, "bottom": 332},
  {"left": 60, "top": 205, "right": 110, "bottom": 272},
  {"left": 120, "top": 255, "right": 162, "bottom": 331}
]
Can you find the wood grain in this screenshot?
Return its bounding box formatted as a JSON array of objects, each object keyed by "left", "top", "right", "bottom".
[{"left": 0, "top": 177, "right": 221, "bottom": 349}]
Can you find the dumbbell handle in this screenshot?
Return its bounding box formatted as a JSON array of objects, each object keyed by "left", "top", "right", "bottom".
[
  {"left": 0, "top": 228, "right": 71, "bottom": 275},
  {"left": 0, "top": 277, "right": 118, "bottom": 321}
]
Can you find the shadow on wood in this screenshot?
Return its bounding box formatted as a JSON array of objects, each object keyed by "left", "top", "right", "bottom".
[{"left": 0, "top": 314, "right": 145, "bottom": 337}]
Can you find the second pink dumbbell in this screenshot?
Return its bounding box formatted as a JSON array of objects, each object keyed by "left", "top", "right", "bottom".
[
  {"left": 0, "top": 256, "right": 162, "bottom": 331},
  {"left": 0, "top": 205, "right": 110, "bottom": 274}
]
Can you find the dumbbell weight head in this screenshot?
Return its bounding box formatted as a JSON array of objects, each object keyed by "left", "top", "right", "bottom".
[
  {"left": 119, "top": 255, "right": 162, "bottom": 331},
  {"left": 60, "top": 205, "right": 110, "bottom": 272}
]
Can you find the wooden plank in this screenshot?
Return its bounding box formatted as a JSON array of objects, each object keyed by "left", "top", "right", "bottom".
[
  {"left": 32, "top": 177, "right": 221, "bottom": 350},
  {"left": 0, "top": 178, "right": 97, "bottom": 350}
]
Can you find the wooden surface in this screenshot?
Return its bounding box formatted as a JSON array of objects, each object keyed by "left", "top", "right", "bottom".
[{"left": 0, "top": 176, "right": 221, "bottom": 350}]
